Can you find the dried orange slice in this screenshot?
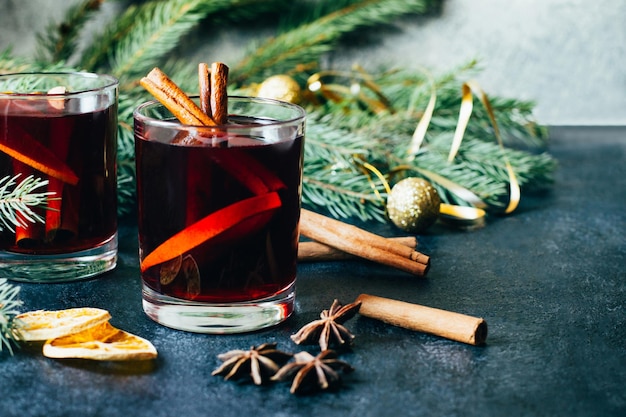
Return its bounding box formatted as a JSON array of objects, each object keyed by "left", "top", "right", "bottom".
[
  {"left": 15, "top": 307, "right": 111, "bottom": 341},
  {"left": 42, "top": 321, "right": 157, "bottom": 361}
]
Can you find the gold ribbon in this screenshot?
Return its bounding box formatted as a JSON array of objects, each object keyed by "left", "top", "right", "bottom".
[
  {"left": 411, "top": 167, "right": 487, "bottom": 209},
  {"left": 406, "top": 77, "right": 520, "bottom": 216},
  {"left": 359, "top": 160, "right": 392, "bottom": 204},
  {"left": 449, "top": 80, "right": 520, "bottom": 214},
  {"left": 406, "top": 68, "right": 437, "bottom": 160}
]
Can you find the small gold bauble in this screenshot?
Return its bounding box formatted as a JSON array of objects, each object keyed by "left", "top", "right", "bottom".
[
  {"left": 256, "top": 75, "right": 302, "bottom": 104},
  {"left": 387, "top": 177, "right": 441, "bottom": 233}
]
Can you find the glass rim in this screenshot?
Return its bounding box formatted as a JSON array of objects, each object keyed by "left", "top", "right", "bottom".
[
  {"left": 134, "top": 95, "right": 306, "bottom": 130},
  {"left": 0, "top": 71, "right": 119, "bottom": 97}
]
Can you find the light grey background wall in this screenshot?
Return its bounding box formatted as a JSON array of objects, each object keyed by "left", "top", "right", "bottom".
[{"left": 1, "top": 0, "right": 624, "bottom": 126}]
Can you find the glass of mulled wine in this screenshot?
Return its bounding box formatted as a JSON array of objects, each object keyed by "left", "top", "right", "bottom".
[
  {"left": 0, "top": 72, "right": 118, "bottom": 282},
  {"left": 134, "top": 96, "right": 305, "bottom": 333}
]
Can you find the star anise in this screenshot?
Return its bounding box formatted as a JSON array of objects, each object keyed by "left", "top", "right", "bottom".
[
  {"left": 272, "top": 350, "right": 354, "bottom": 394},
  {"left": 290, "top": 299, "right": 361, "bottom": 351},
  {"left": 211, "top": 342, "right": 293, "bottom": 385}
]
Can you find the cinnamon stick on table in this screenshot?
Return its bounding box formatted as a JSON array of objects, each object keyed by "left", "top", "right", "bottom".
[
  {"left": 298, "top": 236, "right": 418, "bottom": 262},
  {"left": 356, "top": 294, "right": 488, "bottom": 346},
  {"left": 299, "top": 209, "right": 430, "bottom": 276}
]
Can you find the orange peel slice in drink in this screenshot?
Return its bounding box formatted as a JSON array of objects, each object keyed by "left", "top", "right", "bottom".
[
  {"left": 42, "top": 321, "right": 158, "bottom": 361},
  {"left": 140, "top": 191, "right": 282, "bottom": 272},
  {"left": 15, "top": 307, "right": 111, "bottom": 341}
]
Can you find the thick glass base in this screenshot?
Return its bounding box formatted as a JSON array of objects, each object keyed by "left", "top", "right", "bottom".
[
  {"left": 0, "top": 233, "right": 118, "bottom": 283},
  {"left": 142, "top": 283, "right": 295, "bottom": 334}
]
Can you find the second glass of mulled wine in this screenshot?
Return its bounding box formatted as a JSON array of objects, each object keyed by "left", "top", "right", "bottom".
[
  {"left": 0, "top": 72, "right": 118, "bottom": 282},
  {"left": 134, "top": 96, "right": 305, "bottom": 333}
]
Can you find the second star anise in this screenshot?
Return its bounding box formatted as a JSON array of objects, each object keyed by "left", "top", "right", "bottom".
[
  {"left": 211, "top": 342, "right": 293, "bottom": 385},
  {"left": 271, "top": 350, "right": 354, "bottom": 394},
  {"left": 290, "top": 299, "right": 361, "bottom": 351}
]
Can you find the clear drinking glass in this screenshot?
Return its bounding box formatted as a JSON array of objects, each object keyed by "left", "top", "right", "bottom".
[
  {"left": 134, "top": 96, "right": 305, "bottom": 333},
  {"left": 0, "top": 72, "right": 119, "bottom": 282}
]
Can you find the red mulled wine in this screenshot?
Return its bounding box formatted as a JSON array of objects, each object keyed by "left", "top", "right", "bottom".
[
  {"left": 0, "top": 98, "right": 118, "bottom": 254},
  {"left": 135, "top": 115, "right": 304, "bottom": 303}
]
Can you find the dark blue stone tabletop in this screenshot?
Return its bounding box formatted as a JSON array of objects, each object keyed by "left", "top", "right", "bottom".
[{"left": 1, "top": 126, "right": 625, "bottom": 417}]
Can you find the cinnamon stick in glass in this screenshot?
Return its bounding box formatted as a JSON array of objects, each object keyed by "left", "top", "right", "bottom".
[
  {"left": 45, "top": 114, "right": 75, "bottom": 241},
  {"left": 210, "top": 62, "right": 229, "bottom": 124},
  {"left": 356, "top": 294, "right": 488, "bottom": 345},
  {"left": 299, "top": 209, "right": 429, "bottom": 276},
  {"left": 140, "top": 67, "right": 216, "bottom": 126},
  {"left": 13, "top": 162, "right": 44, "bottom": 247},
  {"left": 298, "top": 236, "right": 417, "bottom": 262},
  {"left": 198, "top": 63, "right": 212, "bottom": 118}
]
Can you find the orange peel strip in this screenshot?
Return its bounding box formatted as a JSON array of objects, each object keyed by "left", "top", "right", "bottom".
[{"left": 140, "top": 191, "right": 282, "bottom": 272}]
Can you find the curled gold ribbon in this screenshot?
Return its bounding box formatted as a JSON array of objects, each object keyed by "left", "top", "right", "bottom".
[
  {"left": 411, "top": 167, "right": 487, "bottom": 210},
  {"left": 404, "top": 73, "right": 521, "bottom": 216},
  {"left": 359, "top": 160, "right": 392, "bottom": 204},
  {"left": 448, "top": 83, "right": 474, "bottom": 163},
  {"left": 406, "top": 68, "right": 437, "bottom": 160},
  {"left": 449, "top": 80, "right": 520, "bottom": 213},
  {"left": 409, "top": 166, "right": 487, "bottom": 227}
]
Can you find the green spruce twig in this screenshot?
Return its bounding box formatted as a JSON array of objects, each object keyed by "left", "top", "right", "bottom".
[
  {"left": 302, "top": 112, "right": 388, "bottom": 221},
  {"left": 0, "top": 278, "right": 23, "bottom": 355},
  {"left": 0, "top": 174, "right": 54, "bottom": 232},
  {"left": 231, "top": 0, "right": 435, "bottom": 85},
  {"left": 107, "top": 0, "right": 255, "bottom": 83}
]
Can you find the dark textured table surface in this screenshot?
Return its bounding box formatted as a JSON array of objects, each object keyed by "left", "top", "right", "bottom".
[{"left": 1, "top": 126, "right": 625, "bottom": 417}]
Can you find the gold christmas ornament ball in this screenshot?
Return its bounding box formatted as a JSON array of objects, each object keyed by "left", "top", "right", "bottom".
[
  {"left": 387, "top": 177, "right": 441, "bottom": 233},
  {"left": 256, "top": 75, "right": 302, "bottom": 103}
]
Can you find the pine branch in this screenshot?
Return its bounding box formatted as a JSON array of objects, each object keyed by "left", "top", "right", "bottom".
[
  {"left": 111, "top": 0, "right": 208, "bottom": 79},
  {"left": 278, "top": 0, "right": 381, "bottom": 30},
  {"left": 35, "top": 0, "right": 104, "bottom": 64},
  {"left": 0, "top": 279, "right": 22, "bottom": 355},
  {"left": 79, "top": 1, "right": 144, "bottom": 72},
  {"left": 0, "top": 175, "right": 53, "bottom": 232},
  {"left": 108, "top": 0, "right": 261, "bottom": 82},
  {"left": 302, "top": 113, "right": 392, "bottom": 221},
  {"left": 231, "top": 0, "right": 435, "bottom": 85}
]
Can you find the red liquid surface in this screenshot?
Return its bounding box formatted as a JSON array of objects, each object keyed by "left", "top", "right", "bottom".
[
  {"left": 135, "top": 119, "right": 303, "bottom": 303},
  {"left": 0, "top": 98, "right": 118, "bottom": 254}
]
